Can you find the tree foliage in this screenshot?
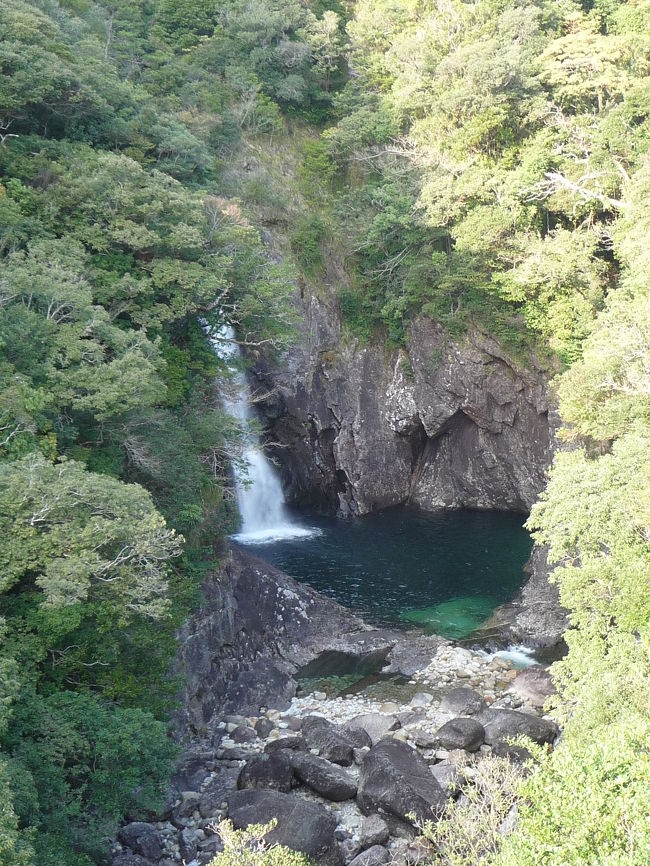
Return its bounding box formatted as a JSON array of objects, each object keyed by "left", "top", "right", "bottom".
[{"left": 0, "top": 0, "right": 325, "bottom": 860}]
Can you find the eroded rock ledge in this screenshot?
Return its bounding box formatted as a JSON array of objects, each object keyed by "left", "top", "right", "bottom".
[{"left": 176, "top": 545, "right": 400, "bottom": 735}]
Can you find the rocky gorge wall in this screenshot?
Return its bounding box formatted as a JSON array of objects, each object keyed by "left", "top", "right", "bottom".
[
  {"left": 253, "top": 291, "right": 556, "bottom": 518},
  {"left": 249, "top": 287, "right": 566, "bottom": 646},
  {"left": 176, "top": 546, "right": 399, "bottom": 735}
]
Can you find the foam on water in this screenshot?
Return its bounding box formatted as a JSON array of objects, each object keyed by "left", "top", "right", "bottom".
[
  {"left": 480, "top": 644, "right": 539, "bottom": 668},
  {"left": 233, "top": 526, "right": 322, "bottom": 545}
]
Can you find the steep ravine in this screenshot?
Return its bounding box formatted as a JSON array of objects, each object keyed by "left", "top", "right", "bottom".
[
  {"left": 112, "top": 547, "right": 560, "bottom": 866},
  {"left": 250, "top": 287, "right": 566, "bottom": 647}
]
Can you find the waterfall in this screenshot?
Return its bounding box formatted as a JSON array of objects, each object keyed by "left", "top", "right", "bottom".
[{"left": 210, "top": 325, "right": 316, "bottom": 544}]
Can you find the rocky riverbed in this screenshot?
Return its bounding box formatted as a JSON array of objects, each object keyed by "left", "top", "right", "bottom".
[{"left": 111, "top": 562, "right": 559, "bottom": 866}]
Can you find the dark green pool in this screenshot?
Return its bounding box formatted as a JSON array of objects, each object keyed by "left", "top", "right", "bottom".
[{"left": 241, "top": 506, "right": 532, "bottom": 639}]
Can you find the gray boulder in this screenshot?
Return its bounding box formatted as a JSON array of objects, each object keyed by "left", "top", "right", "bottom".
[
  {"left": 357, "top": 740, "right": 447, "bottom": 826},
  {"left": 348, "top": 845, "right": 391, "bottom": 866},
  {"left": 430, "top": 763, "right": 461, "bottom": 798},
  {"left": 289, "top": 751, "right": 357, "bottom": 801},
  {"left": 509, "top": 666, "right": 556, "bottom": 708},
  {"left": 383, "top": 636, "right": 448, "bottom": 677},
  {"left": 117, "top": 823, "right": 162, "bottom": 861},
  {"left": 265, "top": 734, "right": 306, "bottom": 754},
  {"left": 359, "top": 814, "right": 389, "bottom": 849},
  {"left": 179, "top": 827, "right": 200, "bottom": 862},
  {"left": 345, "top": 726, "right": 373, "bottom": 749},
  {"left": 491, "top": 740, "right": 533, "bottom": 763},
  {"left": 230, "top": 724, "right": 257, "bottom": 743},
  {"left": 255, "top": 717, "right": 275, "bottom": 738},
  {"left": 435, "top": 718, "right": 485, "bottom": 752},
  {"left": 172, "top": 790, "right": 201, "bottom": 820},
  {"left": 302, "top": 716, "right": 355, "bottom": 766},
  {"left": 345, "top": 713, "right": 400, "bottom": 746},
  {"left": 199, "top": 766, "right": 240, "bottom": 818},
  {"left": 439, "top": 687, "right": 488, "bottom": 716},
  {"left": 479, "top": 708, "right": 558, "bottom": 745},
  {"left": 227, "top": 789, "right": 343, "bottom": 866},
  {"left": 237, "top": 752, "right": 294, "bottom": 792}
]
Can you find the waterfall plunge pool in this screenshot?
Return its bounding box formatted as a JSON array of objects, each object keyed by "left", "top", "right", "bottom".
[{"left": 238, "top": 505, "right": 532, "bottom": 641}]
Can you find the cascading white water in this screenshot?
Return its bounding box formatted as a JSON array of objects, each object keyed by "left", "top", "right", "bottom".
[
  {"left": 210, "top": 325, "right": 316, "bottom": 544},
  {"left": 479, "top": 644, "right": 539, "bottom": 668}
]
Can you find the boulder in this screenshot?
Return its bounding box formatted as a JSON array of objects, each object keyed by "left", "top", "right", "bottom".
[
  {"left": 430, "top": 763, "right": 461, "bottom": 798},
  {"left": 435, "top": 718, "right": 485, "bottom": 752},
  {"left": 196, "top": 837, "right": 224, "bottom": 866},
  {"left": 348, "top": 846, "right": 391, "bottom": 866},
  {"left": 509, "top": 667, "right": 556, "bottom": 708},
  {"left": 478, "top": 708, "right": 558, "bottom": 746},
  {"left": 409, "top": 693, "right": 434, "bottom": 708},
  {"left": 345, "top": 726, "right": 373, "bottom": 749},
  {"left": 255, "top": 717, "right": 275, "bottom": 738},
  {"left": 491, "top": 741, "right": 533, "bottom": 763},
  {"left": 227, "top": 789, "right": 343, "bottom": 866},
  {"left": 199, "top": 766, "right": 240, "bottom": 818},
  {"left": 383, "top": 637, "right": 448, "bottom": 677},
  {"left": 439, "top": 687, "right": 488, "bottom": 716},
  {"left": 179, "top": 827, "right": 200, "bottom": 862},
  {"left": 264, "top": 734, "right": 306, "bottom": 754},
  {"left": 117, "top": 823, "right": 162, "bottom": 861},
  {"left": 230, "top": 724, "right": 257, "bottom": 743},
  {"left": 359, "top": 815, "right": 389, "bottom": 849},
  {"left": 345, "top": 713, "right": 400, "bottom": 746},
  {"left": 173, "top": 790, "right": 201, "bottom": 819},
  {"left": 410, "top": 727, "right": 437, "bottom": 749},
  {"left": 237, "top": 752, "right": 294, "bottom": 793},
  {"left": 289, "top": 751, "right": 357, "bottom": 801},
  {"left": 302, "top": 716, "right": 355, "bottom": 766},
  {"left": 172, "top": 751, "right": 214, "bottom": 792},
  {"left": 357, "top": 740, "right": 447, "bottom": 826}
]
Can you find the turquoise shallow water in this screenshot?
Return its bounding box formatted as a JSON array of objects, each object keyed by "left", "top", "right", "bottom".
[{"left": 242, "top": 506, "right": 532, "bottom": 639}]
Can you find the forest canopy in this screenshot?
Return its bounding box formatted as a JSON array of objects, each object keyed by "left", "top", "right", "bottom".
[{"left": 1, "top": 0, "right": 649, "bottom": 865}]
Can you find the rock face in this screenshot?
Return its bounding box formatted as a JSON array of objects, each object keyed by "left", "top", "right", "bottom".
[
  {"left": 227, "top": 789, "right": 343, "bottom": 866},
  {"left": 176, "top": 546, "right": 399, "bottom": 732},
  {"left": 357, "top": 740, "right": 447, "bottom": 826},
  {"left": 507, "top": 546, "right": 568, "bottom": 647},
  {"left": 253, "top": 303, "right": 554, "bottom": 517}
]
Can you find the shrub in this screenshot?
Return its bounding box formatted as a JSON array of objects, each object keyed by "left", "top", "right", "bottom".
[{"left": 209, "top": 820, "right": 311, "bottom": 866}]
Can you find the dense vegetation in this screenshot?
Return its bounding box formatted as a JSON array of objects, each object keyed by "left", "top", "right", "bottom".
[
  {"left": 0, "top": 0, "right": 344, "bottom": 862},
  {"left": 1, "top": 0, "right": 648, "bottom": 865},
  {"left": 312, "top": 0, "right": 649, "bottom": 863}
]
